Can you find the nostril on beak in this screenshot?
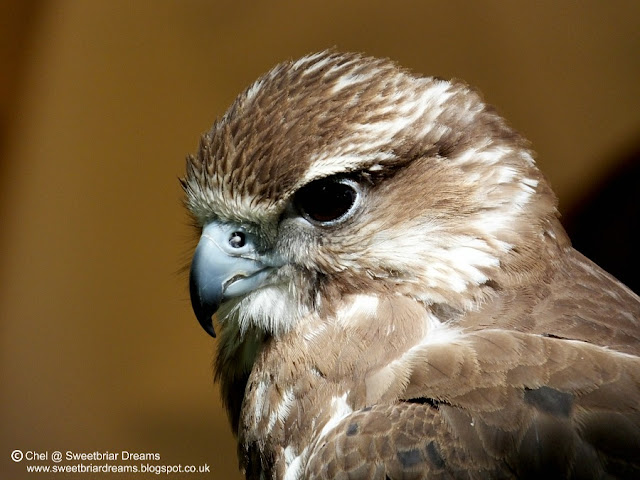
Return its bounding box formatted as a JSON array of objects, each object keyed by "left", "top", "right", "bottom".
[{"left": 229, "top": 231, "right": 246, "bottom": 249}]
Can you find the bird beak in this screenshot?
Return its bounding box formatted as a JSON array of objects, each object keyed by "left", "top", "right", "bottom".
[{"left": 189, "top": 221, "right": 274, "bottom": 337}]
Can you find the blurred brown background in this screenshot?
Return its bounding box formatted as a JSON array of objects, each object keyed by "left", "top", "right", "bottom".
[{"left": 1, "top": 1, "right": 638, "bottom": 479}]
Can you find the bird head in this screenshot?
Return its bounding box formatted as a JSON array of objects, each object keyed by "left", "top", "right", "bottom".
[{"left": 182, "top": 51, "right": 564, "bottom": 339}]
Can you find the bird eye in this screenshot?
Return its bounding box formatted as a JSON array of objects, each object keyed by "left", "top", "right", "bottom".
[{"left": 294, "top": 177, "right": 360, "bottom": 225}]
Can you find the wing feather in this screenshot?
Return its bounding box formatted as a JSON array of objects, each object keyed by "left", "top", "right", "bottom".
[{"left": 304, "top": 247, "right": 640, "bottom": 478}]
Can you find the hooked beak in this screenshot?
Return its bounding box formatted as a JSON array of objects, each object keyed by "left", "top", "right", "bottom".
[{"left": 189, "top": 221, "right": 274, "bottom": 337}]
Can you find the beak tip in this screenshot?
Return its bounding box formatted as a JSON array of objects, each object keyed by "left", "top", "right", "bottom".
[
  {"left": 191, "top": 296, "right": 219, "bottom": 338},
  {"left": 190, "top": 288, "right": 220, "bottom": 338},
  {"left": 201, "top": 318, "right": 216, "bottom": 338}
]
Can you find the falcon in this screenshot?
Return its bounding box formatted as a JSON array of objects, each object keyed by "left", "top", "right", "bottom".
[{"left": 182, "top": 51, "right": 640, "bottom": 479}]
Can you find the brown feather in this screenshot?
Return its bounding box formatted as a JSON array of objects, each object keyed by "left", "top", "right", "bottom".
[{"left": 183, "top": 51, "right": 640, "bottom": 479}]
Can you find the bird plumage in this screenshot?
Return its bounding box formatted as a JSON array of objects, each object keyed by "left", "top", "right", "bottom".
[{"left": 182, "top": 51, "right": 640, "bottom": 479}]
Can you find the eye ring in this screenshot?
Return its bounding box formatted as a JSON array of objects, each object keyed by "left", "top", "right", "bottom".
[{"left": 294, "top": 177, "right": 361, "bottom": 226}]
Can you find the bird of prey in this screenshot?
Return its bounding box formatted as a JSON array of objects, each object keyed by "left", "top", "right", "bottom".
[{"left": 182, "top": 51, "right": 640, "bottom": 479}]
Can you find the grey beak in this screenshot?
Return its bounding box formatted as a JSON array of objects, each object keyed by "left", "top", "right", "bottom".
[
  {"left": 188, "top": 221, "right": 275, "bottom": 337},
  {"left": 189, "top": 239, "right": 223, "bottom": 337}
]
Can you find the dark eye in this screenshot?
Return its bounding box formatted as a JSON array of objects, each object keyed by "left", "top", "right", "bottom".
[{"left": 294, "top": 178, "right": 360, "bottom": 224}]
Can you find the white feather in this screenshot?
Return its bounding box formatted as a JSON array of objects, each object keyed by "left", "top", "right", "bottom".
[
  {"left": 301, "top": 151, "right": 396, "bottom": 185},
  {"left": 283, "top": 446, "right": 308, "bottom": 480},
  {"left": 267, "top": 388, "right": 295, "bottom": 433},
  {"left": 335, "top": 294, "right": 380, "bottom": 325},
  {"left": 252, "top": 380, "right": 268, "bottom": 429},
  {"left": 230, "top": 284, "right": 309, "bottom": 336},
  {"left": 318, "top": 393, "right": 353, "bottom": 441}
]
